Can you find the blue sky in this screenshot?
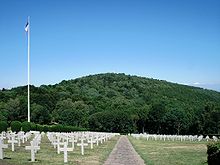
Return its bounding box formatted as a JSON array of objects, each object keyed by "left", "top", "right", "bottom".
[{"left": 0, "top": 0, "right": 220, "bottom": 91}]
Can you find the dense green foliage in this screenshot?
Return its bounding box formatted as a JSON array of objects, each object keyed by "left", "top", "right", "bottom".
[
  {"left": 0, "top": 73, "right": 220, "bottom": 134},
  {"left": 24, "top": 123, "right": 87, "bottom": 132},
  {"left": 10, "top": 121, "right": 22, "bottom": 132},
  {"left": 207, "top": 142, "right": 220, "bottom": 165},
  {"left": 21, "top": 121, "right": 31, "bottom": 132},
  {"left": 0, "top": 121, "right": 8, "bottom": 132}
]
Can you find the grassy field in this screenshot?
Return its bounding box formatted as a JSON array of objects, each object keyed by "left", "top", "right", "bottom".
[
  {"left": 0, "top": 135, "right": 119, "bottom": 165},
  {"left": 129, "top": 136, "right": 208, "bottom": 165}
]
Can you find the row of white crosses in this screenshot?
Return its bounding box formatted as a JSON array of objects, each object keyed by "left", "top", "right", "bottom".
[
  {"left": 47, "top": 131, "right": 118, "bottom": 163},
  {"left": 131, "top": 133, "right": 219, "bottom": 142},
  {"left": 25, "top": 131, "right": 42, "bottom": 162},
  {"left": 0, "top": 131, "right": 32, "bottom": 160},
  {"left": 6, "top": 131, "right": 31, "bottom": 152},
  {"left": 1, "top": 130, "right": 118, "bottom": 163}
]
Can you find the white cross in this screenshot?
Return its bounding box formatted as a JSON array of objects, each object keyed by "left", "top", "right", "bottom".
[
  {"left": 99, "top": 135, "right": 105, "bottom": 144},
  {"left": 95, "top": 135, "right": 99, "bottom": 146},
  {"left": 88, "top": 136, "right": 96, "bottom": 149},
  {"left": 0, "top": 140, "right": 8, "bottom": 159},
  {"left": 50, "top": 134, "right": 57, "bottom": 149},
  {"left": 205, "top": 135, "right": 210, "bottom": 141},
  {"left": 8, "top": 136, "right": 18, "bottom": 151},
  {"left": 54, "top": 135, "right": 61, "bottom": 154},
  {"left": 25, "top": 141, "right": 40, "bottom": 162},
  {"left": 59, "top": 142, "right": 73, "bottom": 163},
  {"left": 101, "top": 135, "right": 105, "bottom": 143},
  {"left": 0, "top": 133, "right": 6, "bottom": 141},
  {"left": 77, "top": 138, "right": 88, "bottom": 155},
  {"left": 17, "top": 137, "right": 21, "bottom": 147},
  {"left": 69, "top": 136, "right": 77, "bottom": 150}
]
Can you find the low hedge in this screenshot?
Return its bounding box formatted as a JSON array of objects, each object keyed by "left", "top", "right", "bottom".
[
  {"left": 3, "top": 120, "right": 87, "bottom": 133},
  {"left": 49, "top": 124, "right": 87, "bottom": 132},
  {"left": 207, "top": 141, "right": 220, "bottom": 165}
]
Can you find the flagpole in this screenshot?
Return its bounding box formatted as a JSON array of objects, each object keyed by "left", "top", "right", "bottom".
[{"left": 27, "top": 16, "right": 30, "bottom": 122}]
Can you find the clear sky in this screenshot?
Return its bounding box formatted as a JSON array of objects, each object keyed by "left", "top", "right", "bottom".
[{"left": 0, "top": 0, "right": 220, "bottom": 91}]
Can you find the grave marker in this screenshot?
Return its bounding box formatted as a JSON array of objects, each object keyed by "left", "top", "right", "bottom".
[
  {"left": 70, "top": 136, "right": 77, "bottom": 149},
  {"left": 0, "top": 140, "right": 8, "bottom": 159},
  {"left": 8, "top": 136, "right": 18, "bottom": 151},
  {"left": 59, "top": 142, "right": 73, "bottom": 163},
  {"left": 88, "top": 136, "right": 96, "bottom": 149},
  {"left": 25, "top": 141, "right": 40, "bottom": 162},
  {"left": 77, "top": 138, "right": 88, "bottom": 155}
]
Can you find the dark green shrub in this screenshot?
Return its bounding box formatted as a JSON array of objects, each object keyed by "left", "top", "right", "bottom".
[
  {"left": 0, "top": 121, "right": 8, "bottom": 132},
  {"left": 11, "top": 121, "right": 22, "bottom": 132},
  {"left": 48, "top": 125, "right": 58, "bottom": 132},
  {"left": 36, "top": 124, "right": 87, "bottom": 132},
  {"left": 207, "top": 141, "right": 220, "bottom": 165},
  {"left": 62, "top": 125, "right": 72, "bottom": 132},
  {"left": 30, "top": 122, "right": 36, "bottom": 131},
  {"left": 21, "top": 121, "right": 31, "bottom": 132},
  {"left": 36, "top": 124, "right": 44, "bottom": 132},
  {"left": 43, "top": 125, "right": 49, "bottom": 132},
  {"left": 53, "top": 124, "right": 63, "bottom": 132}
]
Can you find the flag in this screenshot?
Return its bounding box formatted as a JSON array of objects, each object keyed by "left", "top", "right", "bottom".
[{"left": 25, "top": 21, "right": 29, "bottom": 32}]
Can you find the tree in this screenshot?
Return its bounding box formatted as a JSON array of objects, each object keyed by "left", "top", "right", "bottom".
[
  {"left": 164, "top": 108, "right": 190, "bottom": 134},
  {"left": 135, "top": 105, "right": 150, "bottom": 133},
  {"left": 0, "top": 121, "right": 8, "bottom": 132},
  {"left": 0, "top": 102, "right": 8, "bottom": 121},
  {"left": 54, "top": 99, "right": 90, "bottom": 127},
  {"left": 5, "top": 98, "right": 20, "bottom": 121},
  {"left": 88, "top": 110, "right": 135, "bottom": 133},
  {"left": 200, "top": 104, "right": 220, "bottom": 134},
  {"left": 147, "top": 102, "right": 167, "bottom": 134},
  {"left": 31, "top": 103, "right": 51, "bottom": 124}
]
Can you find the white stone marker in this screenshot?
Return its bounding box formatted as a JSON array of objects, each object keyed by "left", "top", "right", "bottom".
[
  {"left": 8, "top": 136, "right": 18, "bottom": 151},
  {"left": 17, "top": 136, "right": 21, "bottom": 147},
  {"left": 77, "top": 138, "right": 88, "bottom": 155},
  {"left": 25, "top": 141, "right": 40, "bottom": 162},
  {"left": 0, "top": 139, "right": 8, "bottom": 159},
  {"left": 56, "top": 136, "right": 61, "bottom": 154},
  {"left": 70, "top": 136, "right": 77, "bottom": 149},
  {"left": 88, "top": 136, "right": 96, "bottom": 149},
  {"left": 59, "top": 142, "right": 73, "bottom": 163},
  {"left": 0, "top": 133, "right": 6, "bottom": 141},
  {"left": 52, "top": 134, "right": 61, "bottom": 154},
  {"left": 213, "top": 136, "right": 218, "bottom": 142},
  {"left": 95, "top": 135, "right": 99, "bottom": 146},
  {"left": 205, "top": 135, "right": 210, "bottom": 141}
]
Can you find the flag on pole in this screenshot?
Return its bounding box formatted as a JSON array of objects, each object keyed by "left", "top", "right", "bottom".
[{"left": 25, "top": 21, "right": 29, "bottom": 32}]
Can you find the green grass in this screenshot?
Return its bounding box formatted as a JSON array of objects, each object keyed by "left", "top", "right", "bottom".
[
  {"left": 129, "top": 136, "right": 208, "bottom": 165},
  {"left": 0, "top": 135, "right": 119, "bottom": 165}
]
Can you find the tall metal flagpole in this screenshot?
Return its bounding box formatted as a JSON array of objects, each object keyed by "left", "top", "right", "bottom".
[{"left": 27, "top": 16, "right": 30, "bottom": 122}]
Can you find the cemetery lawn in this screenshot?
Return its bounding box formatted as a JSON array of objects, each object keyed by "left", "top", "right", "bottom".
[
  {"left": 0, "top": 135, "right": 119, "bottom": 165},
  {"left": 129, "top": 136, "right": 208, "bottom": 165}
]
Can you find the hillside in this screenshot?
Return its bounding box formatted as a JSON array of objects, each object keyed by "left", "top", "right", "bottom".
[{"left": 0, "top": 73, "right": 220, "bottom": 134}]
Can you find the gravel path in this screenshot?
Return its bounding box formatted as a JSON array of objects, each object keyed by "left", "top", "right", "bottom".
[{"left": 104, "top": 136, "right": 145, "bottom": 165}]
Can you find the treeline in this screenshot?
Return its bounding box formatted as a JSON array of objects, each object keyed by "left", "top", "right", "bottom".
[{"left": 0, "top": 73, "right": 220, "bottom": 134}]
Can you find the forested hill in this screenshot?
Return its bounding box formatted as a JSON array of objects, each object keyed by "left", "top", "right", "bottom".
[{"left": 0, "top": 73, "right": 220, "bottom": 134}]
